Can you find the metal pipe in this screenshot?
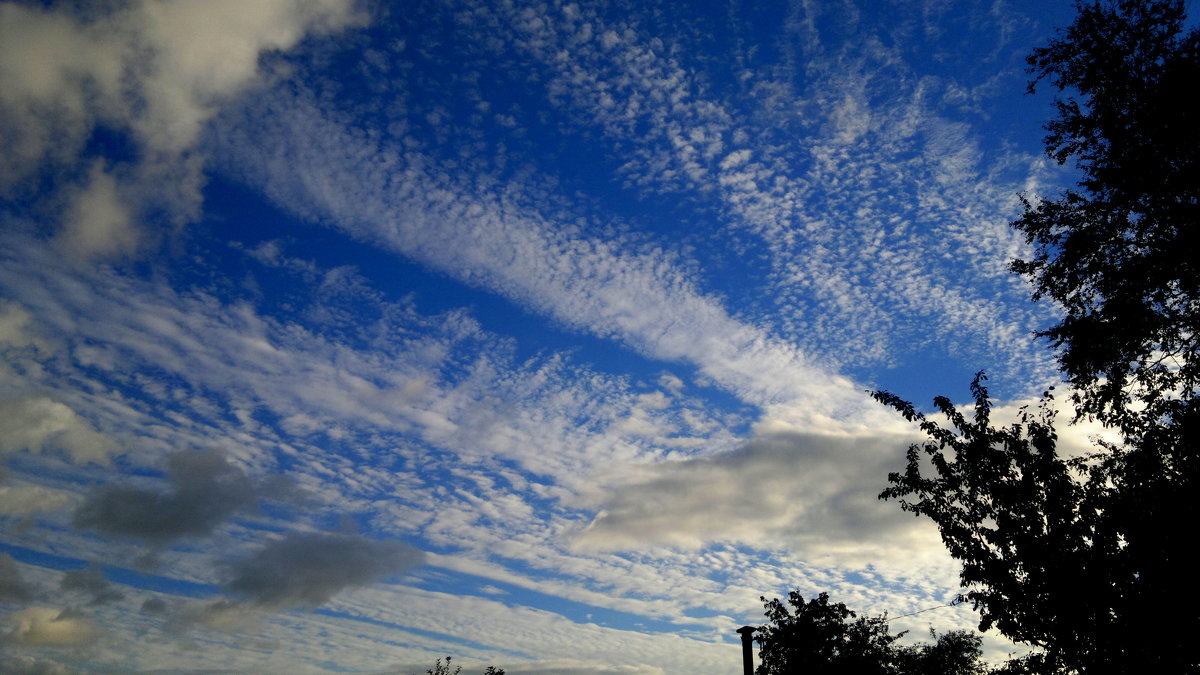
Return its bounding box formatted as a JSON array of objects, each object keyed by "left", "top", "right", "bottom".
[{"left": 736, "top": 625, "right": 756, "bottom": 675}]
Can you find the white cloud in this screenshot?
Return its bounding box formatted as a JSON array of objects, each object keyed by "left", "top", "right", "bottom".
[
  {"left": 0, "top": 396, "right": 115, "bottom": 464},
  {"left": 0, "top": 0, "right": 363, "bottom": 258},
  {"left": 56, "top": 161, "right": 139, "bottom": 259},
  {"left": 440, "top": 0, "right": 1058, "bottom": 386},
  {"left": 215, "top": 90, "right": 883, "bottom": 431},
  {"left": 3, "top": 607, "right": 99, "bottom": 648},
  {"left": 0, "top": 1, "right": 1088, "bottom": 673},
  {"left": 574, "top": 430, "right": 945, "bottom": 569},
  {"left": 0, "top": 485, "right": 75, "bottom": 516},
  {"left": 0, "top": 300, "right": 40, "bottom": 349},
  {"left": 499, "top": 660, "right": 666, "bottom": 675}
]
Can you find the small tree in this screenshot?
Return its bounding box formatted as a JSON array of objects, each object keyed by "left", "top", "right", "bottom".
[
  {"left": 894, "top": 629, "right": 988, "bottom": 675},
  {"left": 754, "top": 592, "right": 993, "bottom": 674},
  {"left": 415, "top": 657, "right": 504, "bottom": 675},
  {"left": 755, "top": 592, "right": 900, "bottom": 675}
]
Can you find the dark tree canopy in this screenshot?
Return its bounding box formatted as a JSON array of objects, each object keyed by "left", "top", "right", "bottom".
[
  {"left": 754, "top": 592, "right": 901, "bottom": 675},
  {"left": 1011, "top": 0, "right": 1200, "bottom": 430},
  {"left": 894, "top": 629, "right": 990, "bottom": 675},
  {"left": 753, "top": 592, "right": 992, "bottom": 675},
  {"left": 789, "top": 2, "right": 1200, "bottom": 671},
  {"left": 415, "top": 657, "right": 504, "bottom": 675},
  {"left": 875, "top": 377, "right": 1200, "bottom": 673}
]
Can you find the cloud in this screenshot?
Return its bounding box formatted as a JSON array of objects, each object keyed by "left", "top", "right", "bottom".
[
  {"left": 437, "top": 0, "right": 1057, "bottom": 385},
  {"left": 388, "top": 660, "right": 665, "bottom": 675},
  {"left": 0, "top": 300, "right": 40, "bottom": 349},
  {"left": 0, "top": 553, "right": 35, "bottom": 603},
  {"left": 0, "top": 0, "right": 362, "bottom": 258},
  {"left": 222, "top": 532, "right": 425, "bottom": 609},
  {"left": 170, "top": 599, "right": 261, "bottom": 634},
  {"left": 574, "top": 431, "right": 943, "bottom": 566},
  {"left": 3, "top": 607, "right": 98, "bottom": 648},
  {"left": 59, "top": 565, "right": 124, "bottom": 606},
  {"left": 0, "top": 485, "right": 75, "bottom": 517},
  {"left": 0, "top": 396, "right": 115, "bottom": 464},
  {"left": 504, "top": 662, "right": 666, "bottom": 675},
  {"left": 0, "top": 654, "right": 83, "bottom": 675},
  {"left": 72, "top": 449, "right": 266, "bottom": 543},
  {"left": 56, "top": 160, "right": 139, "bottom": 259},
  {"left": 215, "top": 91, "right": 880, "bottom": 430},
  {"left": 140, "top": 597, "right": 168, "bottom": 615}
]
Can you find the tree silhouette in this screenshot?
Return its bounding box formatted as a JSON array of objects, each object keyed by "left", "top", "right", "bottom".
[
  {"left": 753, "top": 592, "right": 992, "bottom": 674},
  {"left": 755, "top": 592, "right": 899, "bottom": 675},
  {"left": 876, "top": 376, "right": 1200, "bottom": 672},
  {"left": 872, "top": 2, "right": 1200, "bottom": 670},
  {"left": 1011, "top": 0, "right": 1200, "bottom": 431},
  {"left": 414, "top": 656, "right": 504, "bottom": 675}
]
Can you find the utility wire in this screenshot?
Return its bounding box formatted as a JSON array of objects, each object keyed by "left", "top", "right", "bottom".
[{"left": 886, "top": 599, "right": 961, "bottom": 622}]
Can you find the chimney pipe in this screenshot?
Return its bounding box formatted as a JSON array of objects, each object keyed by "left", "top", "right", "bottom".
[{"left": 736, "top": 625, "right": 756, "bottom": 675}]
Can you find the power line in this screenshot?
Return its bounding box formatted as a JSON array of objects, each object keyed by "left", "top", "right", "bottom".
[{"left": 886, "top": 599, "right": 961, "bottom": 622}]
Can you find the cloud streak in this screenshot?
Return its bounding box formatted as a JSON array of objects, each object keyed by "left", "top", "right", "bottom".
[{"left": 215, "top": 89, "right": 881, "bottom": 430}]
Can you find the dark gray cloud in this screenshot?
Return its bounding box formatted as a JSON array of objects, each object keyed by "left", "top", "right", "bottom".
[
  {"left": 140, "top": 597, "right": 168, "bottom": 614},
  {"left": 0, "top": 553, "right": 34, "bottom": 603},
  {"left": 72, "top": 449, "right": 274, "bottom": 544},
  {"left": 59, "top": 565, "right": 123, "bottom": 606},
  {"left": 223, "top": 532, "right": 425, "bottom": 609}
]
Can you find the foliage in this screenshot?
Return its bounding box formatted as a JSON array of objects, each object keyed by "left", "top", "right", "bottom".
[
  {"left": 868, "top": 2, "right": 1200, "bottom": 670},
  {"left": 893, "top": 629, "right": 989, "bottom": 675},
  {"left": 875, "top": 378, "right": 1095, "bottom": 672},
  {"left": 754, "top": 592, "right": 901, "bottom": 675},
  {"left": 1011, "top": 0, "right": 1200, "bottom": 431},
  {"left": 753, "top": 592, "right": 996, "bottom": 675},
  {"left": 416, "top": 656, "right": 504, "bottom": 675},
  {"left": 875, "top": 374, "right": 1200, "bottom": 673}
]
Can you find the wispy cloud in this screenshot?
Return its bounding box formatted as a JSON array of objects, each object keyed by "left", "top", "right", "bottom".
[
  {"left": 214, "top": 86, "right": 881, "bottom": 430},
  {"left": 432, "top": 0, "right": 1060, "bottom": 384}
]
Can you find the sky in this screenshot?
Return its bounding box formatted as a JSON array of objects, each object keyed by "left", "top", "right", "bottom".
[{"left": 0, "top": 0, "right": 1118, "bottom": 672}]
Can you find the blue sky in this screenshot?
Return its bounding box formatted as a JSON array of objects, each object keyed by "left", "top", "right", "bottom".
[{"left": 0, "top": 0, "right": 1118, "bottom": 672}]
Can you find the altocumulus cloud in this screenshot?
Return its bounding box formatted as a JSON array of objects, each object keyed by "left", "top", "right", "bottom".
[
  {"left": 495, "top": 661, "right": 666, "bottom": 675},
  {"left": 222, "top": 531, "right": 425, "bottom": 610}
]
